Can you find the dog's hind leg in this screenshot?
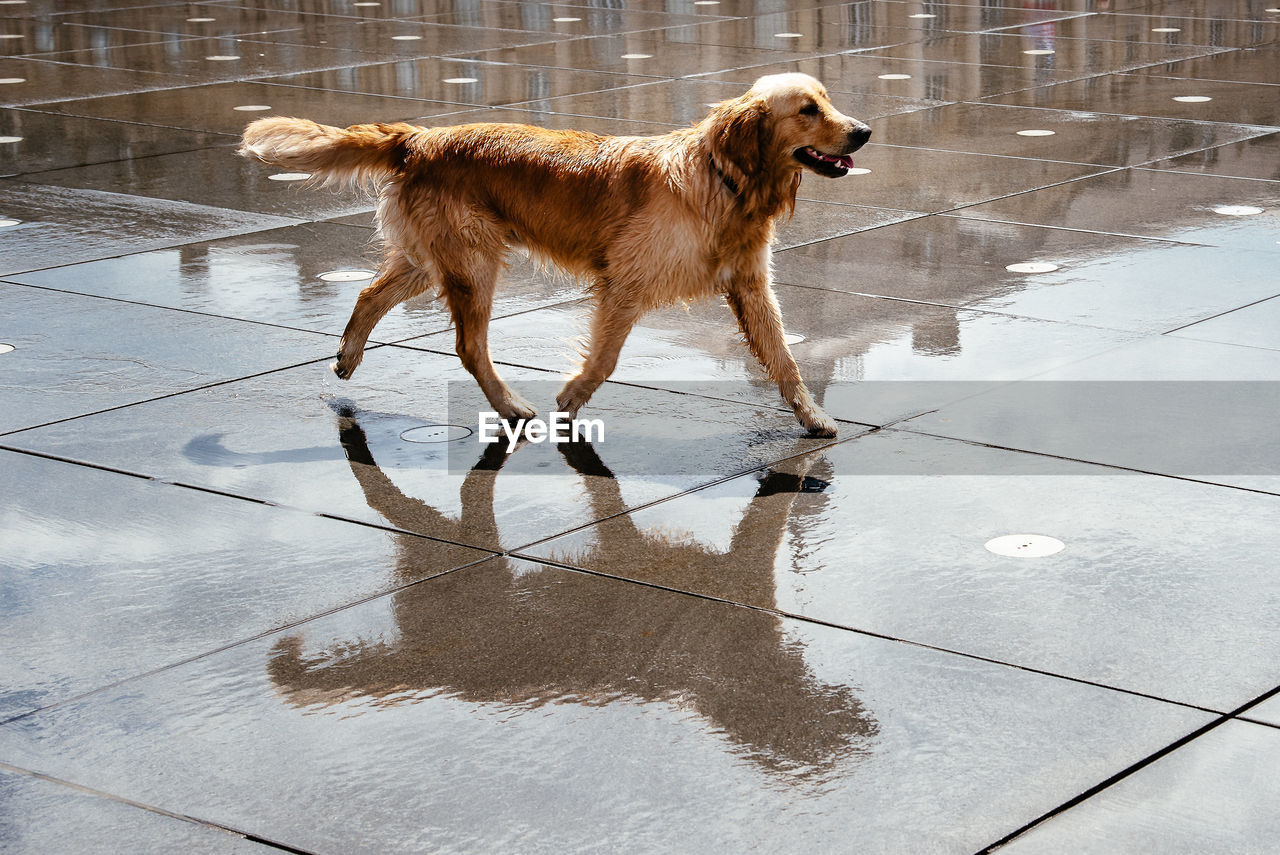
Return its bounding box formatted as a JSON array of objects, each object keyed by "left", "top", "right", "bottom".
[
  {"left": 442, "top": 263, "right": 536, "bottom": 422},
  {"left": 333, "top": 251, "right": 433, "bottom": 380},
  {"left": 725, "top": 277, "right": 838, "bottom": 438},
  {"left": 555, "top": 292, "right": 642, "bottom": 419}
]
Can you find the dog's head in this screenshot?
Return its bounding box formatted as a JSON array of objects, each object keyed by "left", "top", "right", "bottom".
[{"left": 703, "top": 73, "right": 871, "bottom": 200}]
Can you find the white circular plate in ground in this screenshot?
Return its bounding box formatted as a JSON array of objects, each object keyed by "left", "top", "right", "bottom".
[
  {"left": 0, "top": 343, "right": 14, "bottom": 355},
  {"left": 879, "top": 73, "right": 912, "bottom": 80},
  {"left": 443, "top": 77, "right": 478, "bottom": 84},
  {"left": 1006, "top": 262, "right": 1060, "bottom": 273},
  {"left": 233, "top": 105, "right": 272, "bottom": 111},
  {"left": 846, "top": 167, "right": 871, "bottom": 175},
  {"left": 553, "top": 17, "right": 581, "bottom": 22},
  {"left": 985, "top": 534, "right": 1065, "bottom": 558},
  {"left": 1016, "top": 129, "right": 1055, "bottom": 137},
  {"left": 400, "top": 424, "right": 474, "bottom": 443},
  {"left": 391, "top": 34, "right": 422, "bottom": 40},
  {"left": 1023, "top": 49, "right": 1054, "bottom": 55},
  {"left": 783, "top": 333, "right": 805, "bottom": 345},
  {"left": 0, "top": 218, "right": 20, "bottom": 227},
  {"left": 0, "top": 77, "right": 25, "bottom": 84},
  {"left": 909, "top": 13, "right": 937, "bottom": 18},
  {"left": 620, "top": 53, "right": 652, "bottom": 59},
  {"left": 0, "top": 136, "right": 22, "bottom": 144},
  {"left": 1172, "top": 95, "right": 1212, "bottom": 102},
  {"left": 1151, "top": 27, "right": 1181, "bottom": 32},
  {"left": 187, "top": 17, "right": 216, "bottom": 22},
  {"left": 206, "top": 55, "right": 239, "bottom": 61},
  {"left": 774, "top": 32, "right": 804, "bottom": 37},
  {"left": 1213, "top": 205, "right": 1264, "bottom": 216},
  {"left": 268, "top": 172, "right": 311, "bottom": 181},
  {"left": 318, "top": 269, "right": 377, "bottom": 282}
]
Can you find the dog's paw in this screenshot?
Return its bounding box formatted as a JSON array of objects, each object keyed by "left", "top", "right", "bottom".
[
  {"left": 801, "top": 411, "right": 838, "bottom": 438},
  {"left": 330, "top": 358, "right": 354, "bottom": 381},
  {"left": 555, "top": 390, "right": 587, "bottom": 419},
  {"left": 499, "top": 393, "right": 537, "bottom": 422}
]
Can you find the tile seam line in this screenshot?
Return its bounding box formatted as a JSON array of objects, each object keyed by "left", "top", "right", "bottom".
[
  {"left": 0, "top": 762, "right": 318, "bottom": 855},
  {"left": 0, "top": 351, "right": 343, "bottom": 439},
  {"left": 0, "top": 442, "right": 506, "bottom": 558},
  {"left": 505, "top": 552, "right": 1226, "bottom": 718},
  {"left": 975, "top": 680, "right": 1280, "bottom": 854},
  {"left": 5, "top": 105, "right": 236, "bottom": 139},
  {"left": 1161, "top": 293, "right": 1280, "bottom": 335},
  {"left": 893, "top": 425, "right": 1280, "bottom": 499},
  {"left": 0, "top": 218, "right": 311, "bottom": 278},
  {"left": 957, "top": 98, "right": 1280, "bottom": 134},
  {"left": 0, "top": 556, "right": 499, "bottom": 729},
  {"left": 504, "top": 430, "right": 862, "bottom": 556},
  {"left": 0, "top": 278, "right": 588, "bottom": 350},
  {"left": 0, "top": 278, "right": 352, "bottom": 340},
  {"left": 769, "top": 277, "right": 1168, "bottom": 336},
  {"left": 388, "top": 338, "right": 879, "bottom": 426}
]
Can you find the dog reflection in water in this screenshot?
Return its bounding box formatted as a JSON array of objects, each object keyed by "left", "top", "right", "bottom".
[{"left": 266, "top": 407, "right": 877, "bottom": 779}]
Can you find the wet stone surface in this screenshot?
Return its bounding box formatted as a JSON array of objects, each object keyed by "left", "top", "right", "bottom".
[{"left": 1, "top": 1, "right": 1278, "bottom": 852}]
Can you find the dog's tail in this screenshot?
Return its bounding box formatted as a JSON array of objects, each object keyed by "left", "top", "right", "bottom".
[{"left": 238, "top": 117, "right": 420, "bottom": 188}]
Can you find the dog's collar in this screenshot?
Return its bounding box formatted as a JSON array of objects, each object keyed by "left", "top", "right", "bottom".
[{"left": 708, "top": 154, "right": 740, "bottom": 197}]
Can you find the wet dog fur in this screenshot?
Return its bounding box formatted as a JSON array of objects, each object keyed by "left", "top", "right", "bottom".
[{"left": 238, "top": 73, "right": 870, "bottom": 436}]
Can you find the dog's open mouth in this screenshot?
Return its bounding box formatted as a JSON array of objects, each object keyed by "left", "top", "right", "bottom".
[{"left": 794, "top": 146, "right": 855, "bottom": 177}]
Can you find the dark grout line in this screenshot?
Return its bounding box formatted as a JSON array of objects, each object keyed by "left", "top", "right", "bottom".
[
  {"left": 507, "top": 552, "right": 1229, "bottom": 721},
  {"left": 975, "top": 681, "right": 1280, "bottom": 854},
  {"left": 893, "top": 424, "right": 1280, "bottom": 499},
  {"left": 1161, "top": 293, "right": 1280, "bottom": 336},
  {"left": 0, "top": 278, "right": 350, "bottom": 340},
  {"left": 0, "top": 556, "right": 499, "bottom": 729},
  {"left": 0, "top": 761, "right": 319, "bottom": 854},
  {"left": 0, "top": 352, "right": 340, "bottom": 439}
]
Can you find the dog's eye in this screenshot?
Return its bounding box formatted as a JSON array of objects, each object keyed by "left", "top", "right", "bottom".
[{"left": 799, "top": 103, "right": 821, "bottom": 116}]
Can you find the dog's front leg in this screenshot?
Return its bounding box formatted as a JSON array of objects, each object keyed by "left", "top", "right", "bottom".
[
  {"left": 556, "top": 295, "right": 642, "bottom": 419},
  {"left": 725, "top": 278, "right": 838, "bottom": 438}
]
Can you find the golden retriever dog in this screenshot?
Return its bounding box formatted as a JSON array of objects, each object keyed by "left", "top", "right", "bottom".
[{"left": 239, "top": 73, "right": 870, "bottom": 436}]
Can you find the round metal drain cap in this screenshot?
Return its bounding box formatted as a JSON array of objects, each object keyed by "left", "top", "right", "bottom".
[
  {"left": 1006, "top": 262, "right": 1059, "bottom": 273},
  {"left": 318, "top": 269, "right": 376, "bottom": 282},
  {"left": 401, "top": 424, "right": 474, "bottom": 443},
  {"left": 0, "top": 343, "right": 15, "bottom": 355},
  {"left": 1214, "top": 205, "right": 1264, "bottom": 216},
  {"left": 985, "top": 534, "right": 1065, "bottom": 558}
]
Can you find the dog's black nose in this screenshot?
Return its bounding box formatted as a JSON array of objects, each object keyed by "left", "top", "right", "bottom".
[{"left": 848, "top": 124, "right": 872, "bottom": 151}]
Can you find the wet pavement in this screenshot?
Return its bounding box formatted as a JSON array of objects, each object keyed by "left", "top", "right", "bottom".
[{"left": 0, "top": 0, "right": 1277, "bottom": 852}]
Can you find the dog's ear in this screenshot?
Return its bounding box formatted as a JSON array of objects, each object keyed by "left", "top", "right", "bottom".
[{"left": 708, "top": 96, "right": 771, "bottom": 184}]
